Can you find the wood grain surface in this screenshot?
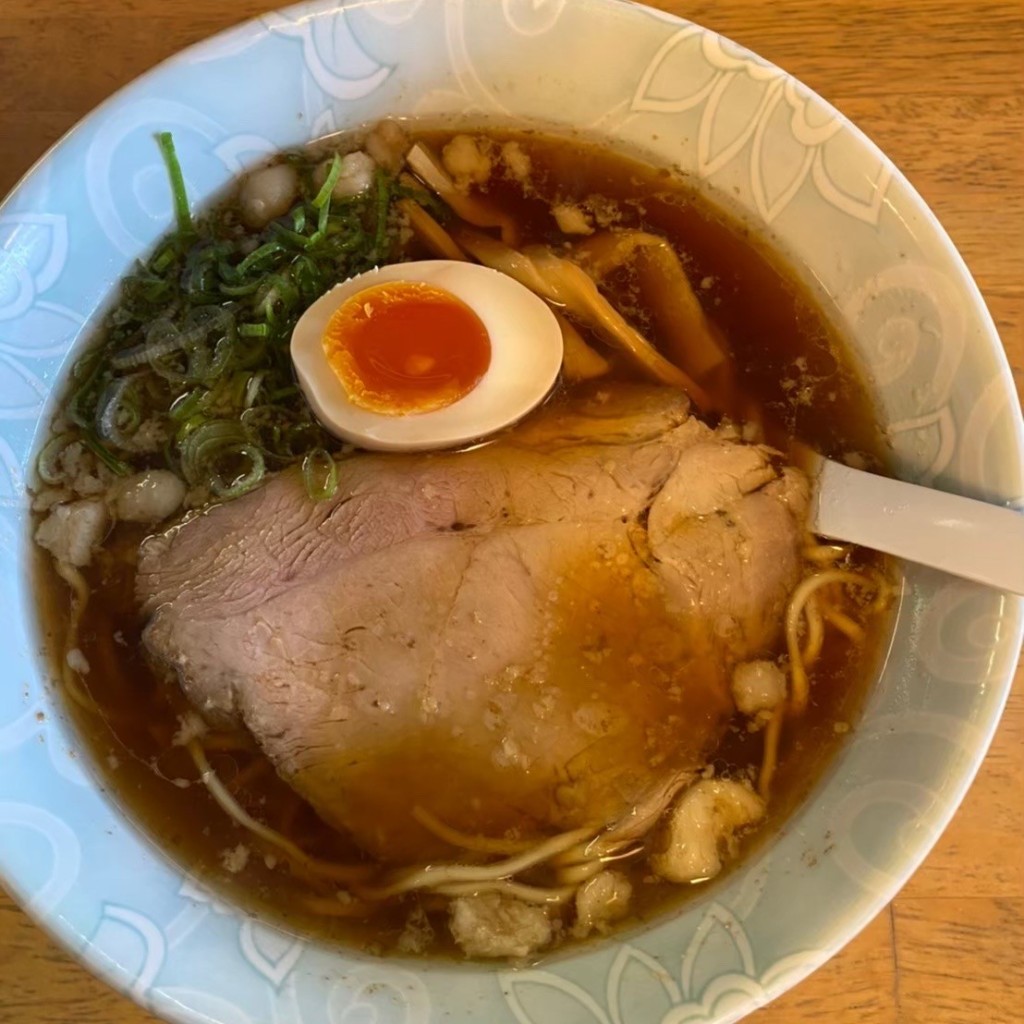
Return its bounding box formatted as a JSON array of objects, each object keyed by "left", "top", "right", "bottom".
[{"left": 1, "top": 1, "right": 1021, "bottom": 1022}]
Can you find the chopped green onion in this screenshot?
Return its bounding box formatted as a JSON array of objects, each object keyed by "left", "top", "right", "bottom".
[
  {"left": 290, "top": 255, "right": 325, "bottom": 301},
  {"left": 302, "top": 447, "right": 338, "bottom": 501},
  {"left": 219, "top": 279, "right": 263, "bottom": 298},
  {"left": 178, "top": 419, "right": 265, "bottom": 499},
  {"left": 312, "top": 154, "right": 342, "bottom": 209},
  {"left": 111, "top": 318, "right": 182, "bottom": 370},
  {"left": 232, "top": 336, "right": 269, "bottom": 371},
  {"left": 175, "top": 411, "right": 206, "bottom": 445},
  {"left": 270, "top": 222, "right": 318, "bottom": 250},
  {"left": 268, "top": 385, "right": 299, "bottom": 402},
  {"left": 38, "top": 137, "right": 409, "bottom": 512},
  {"left": 81, "top": 430, "right": 130, "bottom": 476},
  {"left": 319, "top": 189, "right": 333, "bottom": 231},
  {"left": 236, "top": 242, "right": 288, "bottom": 278},
  {"left": 243, "top": 372, "right": 265, "bottom": 410},
  {"left": 181, "top": 418, "right": 240, "bottom": 472},
  {"left": 169, "top": 388, "right": 205, "bottom": 422},
  {"left": 215, "top": 444, "right": 265, "bottom": 499},
  {"left": 150, "top": 245, "right": 178, "bottom": 274},
  {"left": 240, "top": 407, "right": 280, "bottom": 452},
  {"left": 201, "top": 334, "right": 237, "bottom": 385},
  {"left": 256, "top": 274, "right": 299, "bottom": 324},
  {"left": 283, "top": 420, "right": 324, "bottom": 456},
  {"left": 36, "top": 432, "right": 76, "bottom": 486},
  {"left": 95, "top": 376, "right": 144, "bottom": 448},
  {"left": 157, "top": 132, "right": 194, "bottom": 236},
  {"left": 66, "top": 348, "right": 108, "bottom": 429}
]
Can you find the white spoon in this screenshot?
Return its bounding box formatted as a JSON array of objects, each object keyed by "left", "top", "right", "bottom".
[{"left": 805, "top": 452, "right": 1024, "bottom": 596}]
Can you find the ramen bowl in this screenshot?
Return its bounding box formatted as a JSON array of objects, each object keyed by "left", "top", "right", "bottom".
[{"left": 1, "top": 2, "right": 1021, "bottom": 1022}]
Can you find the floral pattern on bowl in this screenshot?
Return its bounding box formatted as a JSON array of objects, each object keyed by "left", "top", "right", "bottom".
[{"left": 0, "top": 2, "right": 1021, "bottom": 1022}]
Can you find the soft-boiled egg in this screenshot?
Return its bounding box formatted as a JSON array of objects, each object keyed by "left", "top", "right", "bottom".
[{"left": 290, "top": 260, "right": 563, "bottom": 451}]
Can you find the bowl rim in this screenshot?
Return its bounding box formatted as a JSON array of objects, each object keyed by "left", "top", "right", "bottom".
[{"left": 2, "top": 1, "right": 1022, "bottom": 1022}]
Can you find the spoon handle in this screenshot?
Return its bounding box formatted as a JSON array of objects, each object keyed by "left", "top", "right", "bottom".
[{"left": 810, "top": 456, "right": 1024, "bottom": 595}]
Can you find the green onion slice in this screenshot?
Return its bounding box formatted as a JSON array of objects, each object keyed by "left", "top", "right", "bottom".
[
  {"left": 302, "top": 447, "right": 339, "bottom": 501},
  {"left": 157, "top": 132, "right": 194, "bottom": 236},
  {"left": 36, "top": 432, "right": 76, "bottom": 486},
  {"left": 312, "top": 154, "right": 342, "bottom": 210}
]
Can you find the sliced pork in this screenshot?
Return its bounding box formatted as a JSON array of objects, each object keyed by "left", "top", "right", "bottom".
[{"left": 139, "top": 386, "right": 808, "bottom": 863}]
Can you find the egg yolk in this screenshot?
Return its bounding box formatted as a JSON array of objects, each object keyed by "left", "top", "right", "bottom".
[{"left": 322, "top": 282, "right": 492, "bottom": 415}]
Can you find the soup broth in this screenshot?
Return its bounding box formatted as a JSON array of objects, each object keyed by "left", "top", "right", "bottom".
[{"left": 33, "top": 127, "right": 892, "bottom": 959}]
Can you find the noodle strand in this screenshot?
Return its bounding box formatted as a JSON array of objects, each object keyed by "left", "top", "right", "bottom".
[
  {"left": 413, "top": 806, "right": 535, "bottom": 855},
  {"left": 553, "top": 859, "right": 606, "bottom": 886},
  {"left": 802, "top": 543, "right": 849, "bottom": 565},
  {"left": 356, "top": 826, "right": 596, "bottom": 900},
  {"left": 801, "top": 591, "right": 824, "bottom": 665},
  {"left": 758, "top": 705, "right": 785, "bottom": 799},
  {"left": 821, "top": 605, "right": 866, "bottom": 643},
  {"left": 785, "top": 569, "right": 877, "bottom": 713},
  {"left": 187, "top": 740, "right": 370, "bottom": 883}
]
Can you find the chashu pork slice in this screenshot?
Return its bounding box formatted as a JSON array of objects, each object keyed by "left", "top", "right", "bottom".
[{"left": 138, "top": 386, "right": 808, "bottom": 863}]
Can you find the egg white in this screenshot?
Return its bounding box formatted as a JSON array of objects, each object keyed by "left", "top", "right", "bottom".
[{"left": 290, "top": 260, "right": 563, "bottom": 452}]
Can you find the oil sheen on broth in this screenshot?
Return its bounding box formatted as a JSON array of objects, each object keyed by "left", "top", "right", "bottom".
[{"left": 34, "top": 128, "right": 891, "bottom": 958}]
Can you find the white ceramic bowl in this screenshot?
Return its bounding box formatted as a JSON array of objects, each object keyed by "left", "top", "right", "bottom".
[{"left": 1, "top": 2, "right": 1021, "bottom": 1022}]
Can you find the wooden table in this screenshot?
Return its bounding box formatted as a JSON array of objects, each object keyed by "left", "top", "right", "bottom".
[{"left": 1, "top": 1, "right": 1021, "bottom": 1021}]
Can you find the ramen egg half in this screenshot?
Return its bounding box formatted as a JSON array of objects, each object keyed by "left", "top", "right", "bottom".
[{"left": 290, "top": 260, "right": 563, "bottom": 451}]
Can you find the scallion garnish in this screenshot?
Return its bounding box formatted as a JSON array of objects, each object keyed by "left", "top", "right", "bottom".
[
  {"left": 157, "top": 132, "right": 194, "bottom": 237},
  {"left": 302, "top": 447, "right": 339, "bottom": 501},
  {"left": 47, "top": 131, "right": 408, "bottom": 504},
  {"left": 312, "top": 153, "right": 342, "bottom": 209},
  {"left": 81, "top": 430, "right": 130, "bottom": 477},
  {"left": 238, "top": 323, "right": 270, "bottom": 338}
]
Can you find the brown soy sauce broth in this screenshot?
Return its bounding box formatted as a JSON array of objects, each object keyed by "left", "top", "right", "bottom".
[
  {"left": 419, "top": 128, "right": 884, "bottom": 464},
  {"left": 34, "top": 127, "right": 892, "bottom": 958}
]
